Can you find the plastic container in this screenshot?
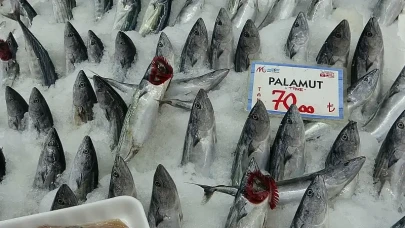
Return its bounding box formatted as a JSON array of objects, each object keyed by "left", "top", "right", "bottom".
[{"left": 0, "top": 196, "right": 150, "bottom": 228}]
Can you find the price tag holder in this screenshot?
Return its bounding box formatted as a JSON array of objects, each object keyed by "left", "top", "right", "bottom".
[{"left": 247, "top": 61, "right": 344, "bottom": 120}]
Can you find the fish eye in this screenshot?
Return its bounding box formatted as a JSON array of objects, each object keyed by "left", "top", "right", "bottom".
[
  {"left": 57, "top": 198, "right": 64, "bottom": 205},
  {"left": 217, "top": 20, "right": 222, "bottom": 26},
  {"left": 48, "top": 140, "right": 56, "bottom": 146},
  {"left": 113, "top": 171, "right": 119, "bottom": 178},
  {"left": 154, "top": 181, "right": 161, "bottom": 187},
  {"left": 366, "top": 31, "right": 373, "bottom": 37},
  {"left": 195, "top": 103, "right": 202, "bottom": 109},
  {"left": 8, "top": 97, "right": 13, "bottom": 101},
  {"left": 335, "top": 32, "right": 342, "bottom": 38},
  {"left": 252, "top": 114, "right": 258, "bottom": 120},
  {"left": 293, "top": 22, "right": 299, "bottom": 27},
  {"left": 83, "top": 149, "right": 89, "bottom": 154},
  {"left": 287, "top": 117, "right": 292, "bottom": 124},
  {"left": 33, "top": 98, "right": 39, "bottom": 103},
  {"left": 68, "top": 33, "right": 74, "bottom": 37},
  {"left": 342, "top": 134, "right": 348, "bottom": 141},
  {"left": 398, "top": 122, "right": 405, "bottom": 129},
  {"left": 79, "top": 82, "right": 85, "bottom": 88},
  {"left": 90, "top": 40, "right": 96, "bottom": 45},
  {"left": 158, "top": 42, "right": 163, "bottom": 47},
  {"left": 120, "top": 41, "right": 125, "bottom": 45},
  {"left": 344, "top": 161, "right": 349, "bottom": 166},
  {"left": 243, "top": 31, "right": 250, "bottom": 37},
  {"left": 194, "top": 30, "right": 200, "bottom": 36},
  {"left": 307, "top": 189, "right": 314, "bottom": 197},
  {"left": 364, "top": 77, "right": 369, "bottom": 82}
]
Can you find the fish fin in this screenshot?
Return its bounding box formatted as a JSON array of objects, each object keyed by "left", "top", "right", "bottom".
[{"left": 185, "top": 182, "right": 216, "bottom": 205}]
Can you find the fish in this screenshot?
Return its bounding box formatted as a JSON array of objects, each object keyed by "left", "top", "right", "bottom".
[
  {"left": 65, "top": 22, "right": 88, "bottom": 74},
  {"left": 347, "top": 69, "right": 380, "bottom": 113},
  {"left": 254, "top": 0, "right": 276, "bottom": 28},
  {"left": 158, "top": 98, "right": 193, "bottom": 110},
  {"left": 139, "top": 0, "right": 171, "bottom": 36},
  {"left": 87, "top": 30, "right": 104, "bottom": 64},
  {"left": 108, "top": 155, "right": 137, "bottom": 198},
  {"left": 175, "top": 0, "right": 204, "bottom": 24},
  {"left": 392, "top": 216, "right": 405, "bottom": 228},
  {"left": 372, "top": 0, "right": 405, "bottom": 27},
  {"left": 33, "top": 127, "right": 66, "bottom": 190},
  {"left": 113, "top": 0, "right": 141, "bottom": 31},
  {"left": 73, "top": 70, "right": 98, "bottom": 125},
  {"left": 209, "top": 8, "right": 234, "bottom": 70},
  {"left": 155, "top": 32, "right": 175, "bottom": 67},
  {"left": 0, "top": 148, "right": 5, "bottom": 182},
  {"left": 113, "top": 31, "right": 137, "bottom": 81},
  {"left": 307, "top": 0, "right": 333, "bottom": 21},
  {"left": 7, "top": 32, "right": 18, "bottom": 60},
  {"left": 285, "top": 12, "right": 309, "bottom": 61},
  {"left": 363, "top": 66, "right": 405, "bottom": 142},
  {"left": 179, "top": 18, "right": 208, "bottom": 73},
  {"left": 3, "top": 9, "right": 58, "bottom": 87},
  {"left": 304, "top": 121, "right": 331, "bottom": 140},
  {"left": 227, "top": 0, "right": 241, "bottom": 19},
  {"left": 267, "top": 104, "right": 305, "bottom": 181},
  {"left": 12, "top": 0, "right": 37, "bottom": 28},
  {"left": 181, "top": 89, "right": 217, "bottom": 177},
  {"left": 68, "top": 136, "right": 99, "bottom": 202},
  {"left": 114, "top": 56, "right": 173, "bottom": 162},
  {"left": 94, "top": 0, "right": 113, "bottom": 21},
  {"left": 290, "top": 175, "right": 328, "bottom": 228},
  {"left": 235, "top": 19, "right": 260, "bottom": 72},
  {"left": 373, "top": 109, "right": 405, "bottom": 199},
  {"left": 67, "top": 0, "right": 76, "bottom": 9},
  {"left": 51, "top": 184, "right": 78, "bottom": 211},
  {"left": 351, "top": 17, "right": 384, "bottom": 125},
  {"left": 147, "top": 164, "right": 183, "bottom": 228},
  {"left": 0, "top": 39, "right": 19, "bottom": 87},
  {"left": 92, "top": 75, "right": 128, "bottom": 150},
  {"left": 5, "top": 86, "right": 28, "bottom": 131},
  {"left": 231, "top": 99, "right": 271, "bottom": 186},
  {"left": 52, "top": 0, "right": 73, "bottom": 23},
  {"left": 231, "top": 0, "right": 258, "bottom": 29},
  {"left": 258, "top": 0, "right": 298, "bottom": 30},
  {"left": 192, "top": 156, "right": 366, "bottom": 205},
  {"left": 28, "top": 87, "right": 54, "bottom": 134},
  {"left": 316, "top": 19, "right": 350, "bottom": 68}
]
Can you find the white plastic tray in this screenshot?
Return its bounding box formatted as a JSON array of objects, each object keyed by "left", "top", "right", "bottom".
[{"left": 0, "top": 196, "right": 150, "bottom": 228}]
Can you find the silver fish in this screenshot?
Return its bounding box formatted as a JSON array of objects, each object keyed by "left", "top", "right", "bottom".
[
  {"left": 155, "top": 32, "right": 175, "bottom": 67},
  {"left": 285, "top": 12, "right": 309, "bottom": 61},
  {"left": 254, "top": 0, "right": 276, "bottom": 27},
  {"left": 87, "top": 30, "right": 104, "bottom": 64},
  {"left": 209, "top": 8, "right": 234, "bottom": 70},
  {"left": 363, "top": 66, "right": 405, "bottom": 142},
  {"left": 7, "top": 32, "right": 18, "bottom": 60},
  {"left": 139, "top": 0, "right": 171, "bottom": 36},
  {"left": 5, "top": 86, "right": 28, "bottom": 131},
  {"left": 33, "top": 127, "right": 66, "bottom": 190},
  {"left": 68, "top": 136, "right": 99, "bottom": 202},
  {"left": 147, "top": 164, "right": 183, "bottom": 228},
  {"left": 235, "top": 19, "right": 260, "bottom": 72},
  {"left": 113, "top": 0, "right": 141, "bottom": 31},
  {"left": 65, "top": 22, "right": 88, "bottom": 74},
  {"left": 290, "top": 175, "right": 328, "bottom": 228},
  {"left": 51, "top": 184, "right": 78, "bottom": 211},
  {"left": 307, "top": 0, "right": 333, "bottom": 21},
  {"left": 17, "top": 0, "right": 37, "bottom": 27},
  {"left": 73, "top": 70, "right": 97, "bottom": 125},
  {"left": 347, "top": 69, "right": 380, "bottom": 112},
  {"left": 179, "top": 18, "right": 208, "bottom": 73},
  {"left": 227, "top": 0, "right": 241, "bottom": 19},
  {"left": 304, "top": 121, "right": 331, "bottom": 141},
  {"left": 29, "top": 87, "right": 54, "bottom": 134},
  {"left": 232, "top": 0, "right": 258, "bottom": 29},
  {"left": 94, "top": 0, "right": 113, "bottom": 21},
  {"left": 181, "top": 89, "right": 216, "bottom": 177},
  {"left": 372, "top": 0, "right": 405, "bottom": 26},
  {"left": 231, "top": 99, "right": 271, "bottom": 186},
  {"left": 52, "top": 0, "right": 73, "bottom": 23},
  {"left": 259, "top": 0, "right": 298, "bottom": 30},
  {"left": 113, "top": 31, "right": 137, "bottom": 81},
  {"left": 175, "top": 0, "right": 204, "bottom": 24},
  {"left": 108, "top": 155, "right": 137, "bottom": 198}
]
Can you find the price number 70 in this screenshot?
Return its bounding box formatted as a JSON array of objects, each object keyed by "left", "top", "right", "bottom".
[{"left": 271, "top": 90, "right": 315, "bottom": 114}]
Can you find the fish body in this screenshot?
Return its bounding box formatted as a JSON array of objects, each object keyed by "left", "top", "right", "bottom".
[
  {"left": 87, "top": 30, "right": 104, "bottom": 63},
  {"left": 254, "top": 0, "right": 276, "bottom": 27},
  {"left": 113, "top": 0, "right": 141, "bottom": 31},
  {"left": 231, "top": 99, "right": 271, "bottom": 186},
  {"left": 285, "top": 12, "right": 309, "bottom": 61},
  {"left": 115, "top": 57, "right": 173, "bottom": 162},
  {"left": 181, "top": 89, "right": 216, "bottom": 177},
  {"left": 307, "top": 0, "right": 333, "bottom": 21},
  {"left": 33, "top": 128, "right": 66, "bottom": 190},
  {"left": 347, "top": 69, "right": 380, "bottom": 112},
  {"left": 92, "top": 75, "right": 128, "bottom": 150},
  {"left": 290, "top": 175, "right": 328, "bottom": 228},
  {"left": 51, "top": 184, "right": 78, "bottom": 211},
  {"left": 304, "top": 121, "right": 330, "bottom": 140},
  {"left": 5, "top": 86, "right": 28, "bottom": 131},
  {"left": 17, "top": 0, "right": 37, "bottom": 27},
  {"left": 108, "top": 155, "right": 137, "bottom": 198},
  {"left": 210, "top": 8, "right": 234, "bottom": 70},
  {"left": 28, "top": 87, "right": 54, "bottom": 134},
  {"left": 363, "top": 66, "right": 405, "bottom": 142},
  {"left": 180, "top": 18, "right": 208, "bottom": 73},
  {"left": 235, "top": 19, "right": 260, "bottom": 72},
  {"left": 139, "top": 0, "right": 171, "bottom": 36},
  {"left": 65, "top": 22, "right": 88, "bottom": 74},
  {"left": 52, "top": 0, "right": 73, "bottom": 23},
  {"left": 68, "top": 136, "right": 99, "bottom": 202},
  {"left": 267, "top": 104, "right": 305, "bottom": 181},
  {"left": 316, "top": 19, "right": 351, "bottom": 68},
  {"left": 94, "top": 0, "right": 113, "bottom": 21},
  {"left": 175, "top": 0, "right": 204, "bottom": 24},
  {"left": 113, "top": 31, "right": 137, "bottom": 81},
  {"left": 258, "top": 0, "right": 297, "bottom": 30},
  {"left": 73, "top": 70, "right": 97, "bottom": 125},
  {"left": 147, "top": 164, "right": 183, "bottom": 228},
  {"left": 0, "top": 148, "right": 5, "bottom": 182},
  {"left": 351, "top": 17, "right": 384, "bottom": 125},
  {"left": 155, "top": 32, "right": 175, "bottom": 67},
  {"left": 232, "top": 0, "right": 258, "bottom": 29},
  {"left": 372, "top": 0, "right": 405, "bottom": 26}
]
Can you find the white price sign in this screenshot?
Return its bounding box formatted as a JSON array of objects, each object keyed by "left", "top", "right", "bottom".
[{"left": 247, "top": 61, "right": 344, "bottom": 120}]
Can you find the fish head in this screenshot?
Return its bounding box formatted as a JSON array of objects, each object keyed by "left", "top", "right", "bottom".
[
  {"left": 245, "top": 99, "right": 270, "bottom": 141},
  {"left": 87, "top": 30, "right": 103, "bottom": 51},
  {"left": 324, "top": 156, "right": 366, "bottom": 189},
  {"left": 51, "top": 184, "right": 78, "bottom": 210},
  {"left": 5, "top": 86, "right": 27, "bottom": 116},
  {"left": 29, "top": 87, "right": 47, "bottom": 112},
  {"left": 0, "top": 39, "right": 12, "bottom": 61},
  {"left": 108, "top": 155, "right": 134, "bottom": 198},
  {"left": 73, "top": 70, "right": 97, "bottom": 106},
  {"left": 151, "top": 164, "right": 179, "bottom": 208},
  {"left": 213, "top": 8, "right": 232, "bottom": 41},
  {"left": 64, "top": 22, "right": 81, "bottom": 48},
  {"left": 279, "top": 104, "right": 305, "bottom": 143},
  {"left": 361, "top": 17, "right": 383, "bottom": 54},
  {"left": 300, "top": 175, "right": 328, "bottom": 219},
  {"left": 347, "top": 69, "right": 379, "bottom": 105},
  {"left": 286, "top": 12, "right": 309, "bottom": 58},
  {"left": 92, "top": 75, "right": 115, "bottom": 108},
  {"left": 148, "top": 56, "right": 173, "bottom": 85},
  {"left": 328, "top": 19, "right": 351, "bottom": 56},
  {"left": 240, "top": 20, "right": 260, "bottom": 54},
  {"left": 43, "top": 128, "right": 65, "bottom": 169},
  {"left": 387, "top": 110, "right": 405, "bottom": 144},
  {"left": 189, "top": 18, "right": 208, "bottom": 49},
  {"left": 190, "top": 89, "right": 215, "bottom": 131},
  {"left": 390, "top": 66, "right": 405, "bottom": 95},
  {"left": 115, "top": 31, "right": 136, "bottom": 54},
  {"left": 76, "top": 136, "right": 98, "bottom": 173},
  {"left": 156, "top": 32, "right": 174, "bottom": 64}
]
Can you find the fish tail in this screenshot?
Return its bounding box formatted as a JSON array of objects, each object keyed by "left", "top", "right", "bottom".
[{"left": 185, "top": 182, "right": 216, "bottom": 205}]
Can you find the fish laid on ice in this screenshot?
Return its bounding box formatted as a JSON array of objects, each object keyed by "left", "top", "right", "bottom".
[
  {"left": 5, "top": 86, "right": 28, "bottom": 131},
  {"left": 254, "top": 0, "right": 276, "bottom": 28},
  {"left": 155, "top": 32, "right": 175, "bottom": 67},
  {"left": 347, "top": 69, "right": 380, "bottom": 113},
  {"left": 175, "top": 0, "right": 204, "bottom": 24},
  {"left": 235, "top": 19, "right": 260, "bottom": 72},
  {"left": 50, "top": 184, "right": 78, "bottom": 211},
  {"left": 28, "top": 87, "right": 54, "bottom": 134},
  {"left": 258, "top": 0, "right": 298, "bottom": 30},
  {"left": 73, "top": 70, "right": 97, "bottom": 125},
  {"left": 87, "top": 30, "right": 104, "bottom": 63},
  {"left": 108, "top": 155, "right": 137, "bottom": 198},
  {"left": 139, "top": 0, "right": 171, "bottom": 36},
  {"left": 231, "top": 0, "right": 258, "bottom": 29},
  {"left": 64, "top": 22, "right": 88, "bottom": 74},
  {"left": 113, "top": 0, "right": 141, "bottom": 31},
  {"left": 307, "top": 0, "right": 333, "bottom": 21},
  {"left": 52, "top": 0, "right": 73, "bottom": 23},
  {"left": 285, "top": 12, "right": 309, "bottom": 62},
  {"left": 7, "top": 32, "right": 18, "bottom": 60},
  {"left": 94, "top": 0, "right": 113, "bottom": 21},
  {"left": 113, "top": 31, "right": 137, "bottom": 81},
  {"left": 14, "top": 0, "right": 37, "bottom": 27},
  {"left": 372, "top": 0, "right": 405, "bottom": 27}
]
